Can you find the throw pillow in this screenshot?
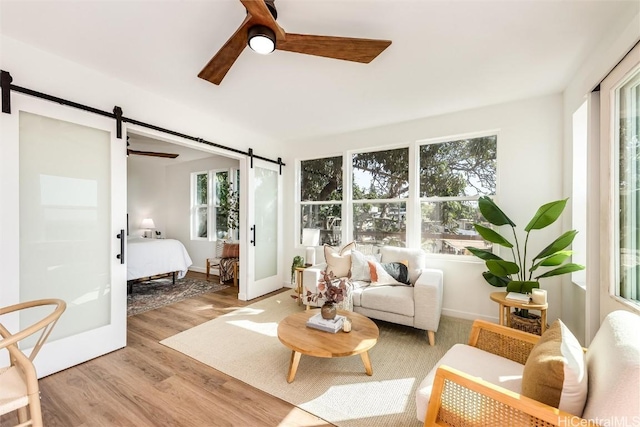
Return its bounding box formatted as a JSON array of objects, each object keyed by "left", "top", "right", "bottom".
[
  {"left": 215, "top": 240, "right": 227, "bottom": 258},
  {"left": 350, "top": 249, "right": 381, "bottom": 281},
  {"left": 367, "top": 260, "right": 411, "bottom": 286},
  {"left": 221, "top": 242, "right": 239, "bottom": 259},
  {"left": 521, "top": 319, "right": 588, "bottom": 416},
  {"left": 324, "top": 241, "right": 356, "bottom": 278}
]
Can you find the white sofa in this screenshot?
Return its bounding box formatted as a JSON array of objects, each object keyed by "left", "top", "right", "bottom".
[{"left": 302, "top": 246, "right": 443, "bottom": 345}]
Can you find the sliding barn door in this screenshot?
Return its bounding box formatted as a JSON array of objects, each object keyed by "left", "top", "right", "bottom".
[
  {"left": 0, "top": 94, "right": 127, "bottom": 376},
  {"left": 245, "top": 159, "right": 282, "bottom": 299}
]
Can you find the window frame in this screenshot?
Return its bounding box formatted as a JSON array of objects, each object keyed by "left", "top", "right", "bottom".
[
  {"left": 599, "top": 42, "right": 640, "bottom": 313},
  {"left": 190, "top": 168, "right": 237, "bottom": 241},
  {"left": 295, "top": 131, "right": 499, "bottom": 259}
]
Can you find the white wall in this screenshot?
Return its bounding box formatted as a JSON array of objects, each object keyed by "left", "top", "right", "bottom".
[
  {"left": 282, "top": 94, "right": 565, "bottom": 323},
  {"left": 561, "top": 8, "right": 640, "bottom": 344},
  {"left": 127, "top": 156, "right": 168, "bottom": 238},
  {"left": 0, "top": 35, "right": 282, "bottom": 160}
]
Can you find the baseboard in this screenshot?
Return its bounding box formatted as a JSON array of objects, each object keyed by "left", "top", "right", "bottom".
[
  {"left": 189, "top": 267, "right": 205, "bottom": 274},
  {"left": 442, "top": 308, "right": 497, "bottom": 323}
]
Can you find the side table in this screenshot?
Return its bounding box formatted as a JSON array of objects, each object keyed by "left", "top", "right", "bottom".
[
  {"left": 294, "top": 266, "right": 307, "bottom": 306},
  {"left": 489, "top": 291, "right": 548, "bottom": 335}
]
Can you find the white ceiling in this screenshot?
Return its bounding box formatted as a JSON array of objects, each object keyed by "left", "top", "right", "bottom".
[{"left": 1, "top": 0, "right": 637, "bottom": 144}]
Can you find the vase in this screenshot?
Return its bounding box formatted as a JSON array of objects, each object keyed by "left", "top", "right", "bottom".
[{"left": 321, "top": 302, "right": 337, "bottom": 320}]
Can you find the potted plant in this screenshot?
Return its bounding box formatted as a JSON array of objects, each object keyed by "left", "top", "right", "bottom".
[
  {"left": 466, "top": 197, "right": 585, "bottom": 328},
  {"left": 291, "top": 255, "right": 305, "bottom": 283}
]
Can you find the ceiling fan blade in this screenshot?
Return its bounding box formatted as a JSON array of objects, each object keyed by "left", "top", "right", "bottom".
[
  {"left": 128, "top": 149, "right": 179, "bottom": 159},
  {"left": 276, "top": 33, "right": 391, "bottom": 63},
  {"left": 240, "top": 0, "right": 285, "bottom": 39},
  {"left": 198, "top": 16, "right": 252, "bottom": 85}
]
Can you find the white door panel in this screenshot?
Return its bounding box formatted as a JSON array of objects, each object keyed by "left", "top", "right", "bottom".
[
  {"left": 245, "top": 159, "right": 282, "bottom": 300},
  {"left": 1, "top": 94, "right": 127, "bottom": 376}
]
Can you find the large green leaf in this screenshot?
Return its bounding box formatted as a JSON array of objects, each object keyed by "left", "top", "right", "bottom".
[
  {"left": 529, "top": 251, "right": 573, "bottom": 272},
  {"left": 482, "top": 271, "right": 511, "bottom": 287},
  {"left": 507, "top": 280, "right": 540, "bottom": 293},
  {"left": 478, "top": 196, "right": 516, "bottom": 226},
  {"left": 486, "top": 260, "right": 520, "bottom": 276},
  {"left": 474, "top": 224, "right": 513, "bottom": 248},
  {"left": 465, "top": 247, "right": 502, "bottom": 261},
  {"left": 524, "top": 199, "right": 568, "bottom": 231},
  {"left": 535, "top": 263, "right": 585, "bottom": 279},
  {"left": 533, "top": 230, "right": 579, "bottom": 260}
]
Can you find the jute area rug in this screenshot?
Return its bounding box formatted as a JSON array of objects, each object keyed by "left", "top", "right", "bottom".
[
  {"left": 127, "top": 277, "right": 229, "bottom": 316},
  {"left": 161, "top": 292, "right": 472, "bottom": 426}
]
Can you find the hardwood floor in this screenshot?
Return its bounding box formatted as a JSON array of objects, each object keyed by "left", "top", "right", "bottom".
[{"left": 1, "top": 272, "right": 333, "bottom": 427}]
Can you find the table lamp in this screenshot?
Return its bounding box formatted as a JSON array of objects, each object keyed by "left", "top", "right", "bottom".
[
  {"left": 302, "top": 228, "right": 320, "bottom": 266},
  {"left": 140, "top": 218, "right": 156, "bottom": 238}
]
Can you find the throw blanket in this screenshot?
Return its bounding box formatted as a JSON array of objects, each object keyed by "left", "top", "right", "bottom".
[{"left": 219, "top": 257, "right": 238, "bottom": 283}]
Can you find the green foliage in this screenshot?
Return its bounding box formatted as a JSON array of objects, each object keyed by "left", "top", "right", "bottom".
[
  {"left": 218, "top": 178, "right": 239, "bottom": 230},
  {"left": 291, "top": 256, "right": 305, "bottom": 283},
  {"left": 466, "top": 196, "right": 585, "bottom": 289}
]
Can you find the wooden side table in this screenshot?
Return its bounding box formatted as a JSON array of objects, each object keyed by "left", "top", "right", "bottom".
[
  {"left": 233, "top": 261, "right": 239, "bottom": 287},
  {"left": 294, "top": 266, "right": 307, "bottom": 305},
  {"left": 490, "top": 291, "right": 548, "bottom": 334}
]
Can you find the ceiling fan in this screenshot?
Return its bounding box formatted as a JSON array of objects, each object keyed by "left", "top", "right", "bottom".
[
  {"left": 127, "top": 137, "right": 179, "bottom": 159},
  {"left": 198, "top": 0, "right": 392, "bottom": 85}
]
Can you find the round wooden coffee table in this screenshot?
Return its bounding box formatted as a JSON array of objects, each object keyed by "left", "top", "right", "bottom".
[{"left": 277, "top": 309, "right": 379, "bottom": 383}]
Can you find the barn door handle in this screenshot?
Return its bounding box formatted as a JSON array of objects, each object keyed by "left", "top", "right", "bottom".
[
  {"left": 116, "top": 229, "right": 125, "bottom": 264},
  {"left": 250, "top": 225, "right": 256, "bottom": 247}
]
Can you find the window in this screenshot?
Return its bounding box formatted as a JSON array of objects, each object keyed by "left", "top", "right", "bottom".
[
  {"left": 297, "top": 133, "right": 498, "bottom": 255},
  {"left": 352, "top": 147, "right": 409, "bottom": 247},
  {"left": 617, "top": 68, "right": 640, "bottom": 303},
  {"left": 300, "top": 156, "right": 343, "bottom": 246},
  {"left": 191, "top": 169, "right": 237, "bottom": 240},
  {"left": 419, "top": 135, "right": 497, "bottom": 254},
  {"left": 192, "top": 171, "right": 209, "bottom": 239},
  {"left": 600, "top": 42, "right": 639, "bottom": 311}
]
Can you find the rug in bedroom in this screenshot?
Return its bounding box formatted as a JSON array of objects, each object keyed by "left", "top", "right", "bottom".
[
  {"left": 127, "top": 277, "right": 229, "bottom": 316},
  {"left": 161, "top": 293, "right": 472, "bottom": 426}
]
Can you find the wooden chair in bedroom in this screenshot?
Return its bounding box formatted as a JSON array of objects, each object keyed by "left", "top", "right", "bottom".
[
  {"left": 206, "top": 240, "right": 227, "bottom": 279},
  {"left": 0, "top": 299, "right": 66, "bottom": 427}
]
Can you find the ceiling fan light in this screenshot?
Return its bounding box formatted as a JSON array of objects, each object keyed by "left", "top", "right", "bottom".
[{"left": 248, "top": 25, "right": 276, "bottom": 55}]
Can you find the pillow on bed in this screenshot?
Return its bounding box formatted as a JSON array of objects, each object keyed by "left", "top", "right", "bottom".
[{"left": 222, "top": 243, "right": 239, "bottom": 258}]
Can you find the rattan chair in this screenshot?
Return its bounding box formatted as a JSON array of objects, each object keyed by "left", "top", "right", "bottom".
[
  {"left": 0, "top": 299, "right": 66, "bottom": 427},
  {"left": 420, "top": 313, "right": 640, "bottom": 426}
]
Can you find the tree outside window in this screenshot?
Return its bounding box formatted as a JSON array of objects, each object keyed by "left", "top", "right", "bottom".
[
  {"left": 191, "top": 169, "right": 238, "bottom": 240},
  {"left": 300, "top": 156, "right": 343, "bottom": 246},
  {"left": 297, "top": 134, "right": 497, "bottom": 256},
  {"left": 419, "top": 135, "right": 496, "bottom": 254},
  {"left": 352, "top": 148, "right": 408, "bottom": 247}
]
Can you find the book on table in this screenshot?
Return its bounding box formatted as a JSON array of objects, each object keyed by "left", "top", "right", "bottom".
[
  {"left": 505, "top": 292, "right": 531, "bottom": 303},
  {"left": 306, "top": 313, "right": 345, "bottom": 333}
]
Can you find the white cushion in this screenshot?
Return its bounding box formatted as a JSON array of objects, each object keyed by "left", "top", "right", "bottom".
[
  {"left": 358, "top": 285, "right": 414, "bottom": 317},
  {"left": 215, "top": 239, "right": 226, "bottom": 258},
  {"left": 380, "top": 246, "right": 426, "bottom": 284},
  {"left": 582, "top": 310, "right": 640, "bottom": 422},
  {"left": 415, "top": 344, "right": 524, "bottom": 423},
  {"left": 350, "top": 249, "right": 380, "bottom": 281},
  {"left": 324, "top": 242, "right": 355, "bottom": 278}
]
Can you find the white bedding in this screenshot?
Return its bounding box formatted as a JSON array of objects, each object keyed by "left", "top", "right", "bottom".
[{"left": 127, "top": 237, "right": 193, "bottom": 281}]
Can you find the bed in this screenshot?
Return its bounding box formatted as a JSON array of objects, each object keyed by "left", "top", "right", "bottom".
[{"left": 127, "top": 237, "right": 193, "bottom": 284}]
